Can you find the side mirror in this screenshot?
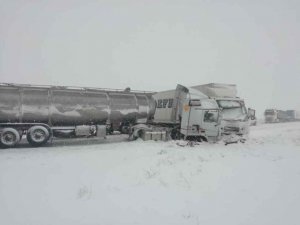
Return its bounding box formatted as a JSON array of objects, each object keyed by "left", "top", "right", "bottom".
[
  {"left": 248, "top": 108, "right": 255, "bottom": 118},
  {"left": 247, "top": 112, "right": 251, "bottom": 118}
]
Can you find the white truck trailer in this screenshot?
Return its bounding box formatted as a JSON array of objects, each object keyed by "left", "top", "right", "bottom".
[{"left": 191, "top": 83, "right": 250, "bottom": 136}]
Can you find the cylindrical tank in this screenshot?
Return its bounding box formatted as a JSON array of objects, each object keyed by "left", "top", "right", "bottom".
[{"left": 0, "top": 84, "right": 155, "bottom": 127}]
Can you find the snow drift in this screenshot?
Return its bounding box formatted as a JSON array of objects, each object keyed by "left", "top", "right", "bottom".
[{"left": 0, "top": 122, "right": 300, "bottom": 225}]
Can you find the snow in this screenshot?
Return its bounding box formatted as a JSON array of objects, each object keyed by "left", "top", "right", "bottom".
[{"left": 1, "top": 122, "right": 300, "bottom": 225}]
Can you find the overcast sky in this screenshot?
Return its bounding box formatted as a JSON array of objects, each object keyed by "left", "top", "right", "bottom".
[{"left": 0, "top": 0, "right": 299, "bottom": 117}]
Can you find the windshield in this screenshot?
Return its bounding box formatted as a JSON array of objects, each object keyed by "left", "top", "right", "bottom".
[
  {"left": 217, "top": 100, "right": 242, "bottom": 108},
  {"left": 265, "top": 111, "right": 275, "bottom": 116},
  {"left": 217, "top": 100, "right": 247, "bottom": 120}
]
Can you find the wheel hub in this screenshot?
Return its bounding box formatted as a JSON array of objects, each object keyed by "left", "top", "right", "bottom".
[
  {"left": 4, "top": 133, "right": 15, "bottom": 142},
  {"left": 33, "top": 130, "right": 45, "bottom": 142},
  {"left": 2, "top": 132, "right": 16, "bottom": 145}
]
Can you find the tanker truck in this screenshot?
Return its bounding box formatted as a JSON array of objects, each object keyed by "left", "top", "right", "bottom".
[
  {"left": 0, "top": 83, "right": 222, "bottom": 148},
  {"left": 0, "top": 83, "right": 155, "bottom": 147},
  {"left": 191, "top": 83, "right": 250, "bottom": 136}
]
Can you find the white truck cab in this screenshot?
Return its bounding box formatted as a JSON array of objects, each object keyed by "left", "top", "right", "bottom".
[
  {"left": 138, "top": 85, "right": 221, "bottom": 142},
  {"left": 264, "top": 109, "right": 278, "bottom": 123},
  {"left": 192, "top": 83, "right": 250, "bottom": 136},
  {"left": 179, "top": 88, "right": 221, "bottom": 142},
  {"left": 216, "top": 98, "right": 249, "bottom": 135}
]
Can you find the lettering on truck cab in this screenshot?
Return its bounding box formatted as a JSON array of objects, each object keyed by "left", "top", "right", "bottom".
[{"left": 156, "top": 99, "right": 173, "bottom": 108}]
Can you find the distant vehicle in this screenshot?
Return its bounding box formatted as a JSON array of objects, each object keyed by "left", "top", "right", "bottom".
[
  {"left": 286, "top": 110, "right": 300, "bottom": 121},
  {"left": 264, "top": 109, "right": 300, "bottom": 123},
  {"left": 192, "top": 83, "right": 250, "bottom": 135}
]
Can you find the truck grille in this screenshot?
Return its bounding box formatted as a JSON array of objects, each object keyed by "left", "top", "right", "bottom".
[
  {"left": 265, "top": 118, "right": 274, "bottom": 122},
  {"left": 224, "top": 126, "right": 240, "bottom": 133}
]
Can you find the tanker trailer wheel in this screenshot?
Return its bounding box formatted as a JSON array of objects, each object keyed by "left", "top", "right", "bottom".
[
  {"left": 27, "top": 126, "right": 50, "bottom": 147},
  {"left": 0, "top": 128, "right": 21, "bottom": 148}
]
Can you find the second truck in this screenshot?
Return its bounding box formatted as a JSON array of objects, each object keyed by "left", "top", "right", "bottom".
[{"left": 192, "top": 83, "right": 250, "bottom": 136}]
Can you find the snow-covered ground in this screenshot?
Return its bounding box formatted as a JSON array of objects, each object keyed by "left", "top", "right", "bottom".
[{"left": 1, "top": 122, "right": 300, "bottom": 225}]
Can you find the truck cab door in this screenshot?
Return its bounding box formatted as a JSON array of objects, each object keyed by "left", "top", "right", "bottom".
[{"left": 202, "top": 110, "right": 220, "bottom": 138}]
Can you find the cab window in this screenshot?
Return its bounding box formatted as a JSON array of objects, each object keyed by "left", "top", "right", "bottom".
[{"left": 204, "top": 111, "right": 218, "bottom": 123}]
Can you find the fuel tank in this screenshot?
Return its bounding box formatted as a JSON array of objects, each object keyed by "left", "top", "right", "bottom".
[{"left": 0, "top": 84, "right": 155, "bottom": 127}]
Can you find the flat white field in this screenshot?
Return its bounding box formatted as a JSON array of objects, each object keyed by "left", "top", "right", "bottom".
[{"left": 1, "top": 122, "right": 300, "bottom": 225}]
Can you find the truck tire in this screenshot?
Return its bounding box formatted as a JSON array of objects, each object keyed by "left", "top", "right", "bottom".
[
  {"left": 170, "top": 128, "right": 181, "bottom": 140},
  {"left": 199, "top": 136, "right": 208, "bottom": 142},
  {"left": 0, "top": 127, "right": 21, "bottom": 148},
  {"left": 131, "top": 129, "right": 144, "bottom": 140},
  {"left": 27, "top": 126, "right": 50, "bottom": 147}
]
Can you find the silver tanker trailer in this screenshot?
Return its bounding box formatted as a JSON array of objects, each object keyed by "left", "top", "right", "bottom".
[{"left": 0, "top": 83, "right": 155, "bottom": 147}]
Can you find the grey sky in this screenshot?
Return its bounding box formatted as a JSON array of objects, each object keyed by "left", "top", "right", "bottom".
[{"left": 1, "top": 0, "right": 299, "bottom": 117}]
